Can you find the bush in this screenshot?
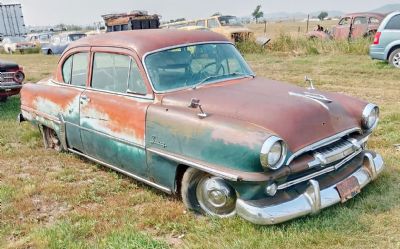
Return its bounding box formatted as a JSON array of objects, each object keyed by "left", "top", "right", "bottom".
[{"left": 237, "top": 33, "right": 371, "bottom": 56}]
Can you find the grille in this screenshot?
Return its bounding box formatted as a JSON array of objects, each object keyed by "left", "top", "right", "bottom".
[
  {"left": 0, "top": 72, "right": 16, "bottom": 83},
  {"left": 313, "top": 139, "right": 357, "bottom": 166}
]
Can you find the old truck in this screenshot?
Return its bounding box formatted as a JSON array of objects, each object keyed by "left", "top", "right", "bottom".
[
  {"left": 19, "top": 30, "right": 384, "bottom": 225},
  {"left": 0, "top": 59, "right": 25, "bottom": 101},
  {"left": 0, "top": 3, "right": 27, "bottom": 41},
  {"left": 102, "top": 11, "right": 160, "bottom": 33},
  {"left": 307, "top": 12, "right": 386, "bottom": 40}
]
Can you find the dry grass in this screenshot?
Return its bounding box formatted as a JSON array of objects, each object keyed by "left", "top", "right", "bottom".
[{"left": 0, "top": 46, "right": 399, "bottom": 249}]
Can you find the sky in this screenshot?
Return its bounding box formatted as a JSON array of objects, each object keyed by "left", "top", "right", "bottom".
[{"left": 2, "top": 0, "right": 400, "bottom": 26}]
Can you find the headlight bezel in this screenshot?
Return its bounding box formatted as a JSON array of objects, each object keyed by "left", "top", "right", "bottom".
[
  {"left": 361, "top": 103, "right": 379, "bottom": 131},
  {"left": 260, "top": 136, "right": 288, "bottom": 171}
]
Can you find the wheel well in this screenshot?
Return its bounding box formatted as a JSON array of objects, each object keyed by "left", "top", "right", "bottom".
[
  {"left": 175, "top": 164, "right": 189, "bottom": 196},
  {"left": 387, "top": 45, "right": 400, "bottom": 60}
]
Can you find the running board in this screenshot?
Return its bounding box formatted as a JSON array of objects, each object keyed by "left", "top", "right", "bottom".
[{"left": 68, "top": 148, "right": 172, "bottom": 194}]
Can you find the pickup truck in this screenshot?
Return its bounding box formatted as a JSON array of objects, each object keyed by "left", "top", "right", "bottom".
[{"left": 0, "top": 59, "right": 24, "bottom": 101}]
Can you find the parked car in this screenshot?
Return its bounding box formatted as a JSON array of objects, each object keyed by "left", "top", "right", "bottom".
[
  {"left": 369, "top": 11, "right": 400, "bottom": 68},
  {"left": 41, "top": 33, "right": 86, "bottom": 55},
  {"left": 27, "top": 32, "right": 53, "bottom": 47},
  {"left": 1, "top": 36, "right": 35, "bottom": 53},
  {"left": 0, "top": 59, "right": 24, "bottom": 101},
  {"left": 307, "top": 12, "right": 386, "bottom": 40},
  {"left": 19, "top": 30, "right": 384, "bottom": 225}
]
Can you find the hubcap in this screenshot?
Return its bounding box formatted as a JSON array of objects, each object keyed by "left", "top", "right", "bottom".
[
  {"left": 196, "top": 176, "right": 236, "bottom": 217},
  {"left": 393, "top": 53, "right": 400, "bottom": 68}
]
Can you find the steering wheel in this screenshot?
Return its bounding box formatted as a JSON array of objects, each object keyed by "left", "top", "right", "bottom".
[
  {"left": 197, "top": 61, "right": 225, "bottom": 76},
  {"left": 186, "top": 62, "right": 226, "bottom": 86}
]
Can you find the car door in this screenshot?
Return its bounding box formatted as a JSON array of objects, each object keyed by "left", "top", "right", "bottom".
[
  {"left": 334, "top": 17, "right": 351, "bottom": 39},
  {"left": 79, "top": 47, "right": 153, "bottom": 177},
  {"left": 351, "top": 16, "right": 368, "bottom": 38},
  {"left": 56, "top": 48, "right": 90, "bottom": 152}
]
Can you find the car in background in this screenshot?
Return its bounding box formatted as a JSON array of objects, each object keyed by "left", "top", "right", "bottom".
[
  {"left": 0, "top": 59, "right": 25, "bottom": 102},
  {"left": 41, "top": 32, "right": 86, "bottom": 55},
  {"left": 1, "top": 36, "right": 36, "bottom": 54},
  {"left": 19, "top": 30, "right": 384, "bottom": 225},
  {"left": 307, "top": 12, "right": 386, "bottom": 40},
  {"left": 370, "top": 11, "right": 400, "bottom": 68},
  {"left": 27, "top": 33, "right": 53, "bottom": 47}
]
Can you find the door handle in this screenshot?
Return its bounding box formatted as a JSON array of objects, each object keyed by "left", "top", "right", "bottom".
[{"left": 80, "top": 95, "right": 90, "bottom": 104}]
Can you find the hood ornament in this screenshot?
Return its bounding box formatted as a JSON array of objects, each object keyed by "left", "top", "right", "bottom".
[
  {"left": 188, "top": 98, "right": 208, "bottom": 119},
  {"left": 305, "top": 76, "right": 315, "bottom": 90},
  {"left": 289, "top": 91, "right": 332, "bottom": 110}
]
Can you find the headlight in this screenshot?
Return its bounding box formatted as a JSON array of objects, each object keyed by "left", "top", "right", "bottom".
[
  {"left": 13, "top": 71, "right": 25, "bottom": 83},
  {"left": 260, "top": 136, "right": 287, "bottom": 170},
  {"left": 362, "top": 104, "right": 379, "bottom": 131}
]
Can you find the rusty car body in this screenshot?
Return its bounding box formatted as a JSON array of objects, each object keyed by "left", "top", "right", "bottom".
[
  {"left": 0, "top": 59, "right": 24, "bottom": 101},
  {"left": 19, "top": 30, "right": 384, "bottom": 225},
  {"left": 307, "top": 12, "right": 386, "bottom": 40}
]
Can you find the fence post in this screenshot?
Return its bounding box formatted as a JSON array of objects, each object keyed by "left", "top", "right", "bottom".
[{"left": 306, "top": 14, "right": 310, "bottom": 33}]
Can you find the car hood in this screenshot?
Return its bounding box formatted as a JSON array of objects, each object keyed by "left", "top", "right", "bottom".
[
  {"left": 160, "top": 77, "right": 366, "bottom": 152},
  {"left": 0, "top": 60, "right": 19, "bottom": 71}
]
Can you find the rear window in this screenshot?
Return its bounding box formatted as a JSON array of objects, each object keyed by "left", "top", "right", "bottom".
[{"left": 385, "top": 14, "right": 400, "bottom": 30}]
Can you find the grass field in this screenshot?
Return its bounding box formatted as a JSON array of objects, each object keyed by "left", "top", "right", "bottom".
[{"left": 0, "top": 48, "right": 400, "bottom": 249}]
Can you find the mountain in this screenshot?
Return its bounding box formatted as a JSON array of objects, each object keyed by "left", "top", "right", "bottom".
[
  {"left": 262, "top": 10, "right": 344, "bottom": 21},
  {"left": 370, "top": 4, "right": 400, "bottom": 13}
]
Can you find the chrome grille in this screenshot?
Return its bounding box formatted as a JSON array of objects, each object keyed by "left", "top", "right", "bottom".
[
  {"left": 313, "top": 139, "right": 358, "bottom": 166},
  {"left": 0, "top": 72, "right": 16, "bottom": 83}
]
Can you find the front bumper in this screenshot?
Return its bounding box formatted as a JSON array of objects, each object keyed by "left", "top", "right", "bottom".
[
  {"left": 236, "top": 152, "right": 384, "bottom": 225},
  {"left": 0, "top": 84, "right": 22, "bottom": 91}
]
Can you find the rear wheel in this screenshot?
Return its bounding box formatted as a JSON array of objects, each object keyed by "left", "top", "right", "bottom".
[
  {"left": 181, "top": 168, "right": 237, "bottom": 217},
  {"left": 47, "top": 49, "right": 53, "bottom": 55},
  {"left": 43, "top": 127, "right": 63, "bottom": 152},
  {"left": 389, "top": 48, "right": 400, "bottom": 68}
]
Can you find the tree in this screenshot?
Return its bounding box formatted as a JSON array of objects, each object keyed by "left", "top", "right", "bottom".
[
  {"left": 318, "top": 11, "right": 328, "bottom": 21},
  {"left": 252, "top": 5, "right": 264, "bottom": 23}
]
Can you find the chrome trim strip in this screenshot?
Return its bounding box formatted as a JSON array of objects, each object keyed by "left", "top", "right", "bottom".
[
  {"left": 278, "top": 149, "right": 362, "bottom": 190},
  {"left": 141, "top": 41, "right": 255, "bottom": 94},
  {"left": 286, "top": 127, "right": 361, "bottom": 165},
  {"left": 65, "top": 121, "right": 145, "bottom": 149},
  {"left": 68, "top": 148, "right": 172, "bottom": 194},
  {"left": 21, "top": 106, "right": 61, "bottom": 124},
  {"left": 288, "top": 92, "right": 330, "bottom": 110},
  {"left": 0, "top": 84, "right": 22, "bottom": 90},
  {"left": 236, "top": 152, "right": 384, "bottom": 225},
  {"left": 147, "top": 147, "right": 239, "bottom": 181}
]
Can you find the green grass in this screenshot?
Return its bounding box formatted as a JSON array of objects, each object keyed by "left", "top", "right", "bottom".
[{"left": 0, "top": 49, "right": 399, "bottom": 249}]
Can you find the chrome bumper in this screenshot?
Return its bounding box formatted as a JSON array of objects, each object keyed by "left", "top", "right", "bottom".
[
  {"left": 236, "top": 152, "right": 384, "bottom": 225},
  {"left": 0, "top": 84, "right": 22, "bottom": 90}
]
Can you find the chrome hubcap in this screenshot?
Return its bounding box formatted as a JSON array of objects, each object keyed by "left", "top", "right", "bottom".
[
  {"left": 393, "top": 53, "right": 400, "bottom": 68},
  {"left": 196, "top": 176, "right": 236, "bottom": 217}
]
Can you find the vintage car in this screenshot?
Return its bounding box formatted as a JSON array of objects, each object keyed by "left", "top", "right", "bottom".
[
  {"left": 307, "top": 12, "right": 386, "bottom": 40},
  {"left": 19, "top": 30, "right": 384, "bottom": 225},
  {"left": 1, "top": 36, "right": 36, "bottom": 54},
  {"left": 0, "top": 59, "right": 25, "bottom": 101},
  {"left": 41, "top": 33, "right": 87, "bottom": 55}
]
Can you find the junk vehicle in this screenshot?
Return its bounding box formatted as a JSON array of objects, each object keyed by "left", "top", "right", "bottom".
[
  {"left": 0, "top": 3, "right": 27, "bottom": 41},
  {"left": 0, "top": 59, "right": 24, "bottom": 101},
  {"left": 19, "top": 30, "right": 384, "bottom": 225},
  {"left": 102, "top": 10, "right": 160, "bottom": 33}
]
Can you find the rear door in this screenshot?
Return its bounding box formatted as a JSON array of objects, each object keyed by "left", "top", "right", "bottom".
[
  {"left": 79, "top": 47, "right": 153, "bottom": 177},
  {"left": 382, "top": 14, "right": 400, "bottom": 49},
  {"left": 351, "top": 16, "right": 368, "bottom": 38}
]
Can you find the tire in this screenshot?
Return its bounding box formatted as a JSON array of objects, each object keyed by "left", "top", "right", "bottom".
[
  {"left": 0, "top": 96, "right": 7, "bottom": 102},
  {"left": 47, "top": 49, "right": 53, "bottom": 55},
  {"left": 389, "top": 48, "right": 400, "bottom": 68},
  {"left": 43, "top": 126, "right": 63, "bottom": 152},
  {"left": 181, "top": 168, "right": 237, "bottom": 217}
]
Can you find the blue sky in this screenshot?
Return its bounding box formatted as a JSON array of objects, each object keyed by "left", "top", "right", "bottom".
[{"left": 3, "top": 0, "right": 400, "bottom": 25}]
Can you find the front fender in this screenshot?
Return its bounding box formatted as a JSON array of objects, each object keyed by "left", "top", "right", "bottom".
[{"left": 145, "top": 104, "right": 274, "bottom": 174}]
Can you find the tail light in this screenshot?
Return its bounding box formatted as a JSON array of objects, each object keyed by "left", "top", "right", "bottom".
[
  {"left": 14, "top": 71, "right": 25, "bottom": 83},
  {"left": 373, "top": 32, "right": 381, "bottom": 45}
]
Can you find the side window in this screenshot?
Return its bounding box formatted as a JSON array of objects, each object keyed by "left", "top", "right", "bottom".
[
  {"left": 385, "top": 15, "right": 400, "bottom": 30},
  {"left": 128, "top": 60, "right": 147, "bottom": 95},
  {"left": 353, "top": 17, "right": 367, "bottom": 25},
  {"left": 62, "top": 56, "right": 73, "bottom": 83},
  {"left": 339, "top": 17, "right": 350, "bottom": 26},
  {"left": 196, "top": 20, "right": 206, "bottom": 27},
  {"left": 207, "top": 19, "right": 220, "bottom": 28},
  {"left": 71, "top": 53, "right": 88, "bottom": 87},
  {"left": 91, "top": 53, "right": 130, "bottom": 93},
  {"left": 369, "top": 17, "right": 380, "bottom": 24}
]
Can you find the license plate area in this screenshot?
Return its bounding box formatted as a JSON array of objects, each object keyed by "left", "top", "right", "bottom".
[{"left": 336, "top": 176, "right": 361, "bottom": 203}]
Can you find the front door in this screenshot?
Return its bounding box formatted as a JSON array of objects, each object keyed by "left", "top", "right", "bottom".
[
  {"left": 334, "top": 17, "right": 352, "bottom": 39},
  {"left": 79, "top": 48, "right": 152, "bottom": 177}
]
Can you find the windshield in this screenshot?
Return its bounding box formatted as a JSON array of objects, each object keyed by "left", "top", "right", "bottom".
[
  {"left": 218, "top": 16, "right": 243, "bottom": 26},
  {"left": 145, "top": 43, "right": 254, "bottom": 92}
]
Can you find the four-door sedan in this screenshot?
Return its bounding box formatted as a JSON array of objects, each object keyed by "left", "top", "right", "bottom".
[
  {"left": 41, "top": 32, "right": 86, "bottom": 55},
  {"left": 1, "top": 36, "right": 36, "bottom": 54},
  {"left": 370, "top": 11, "right": 400, "bottom": 68},
  {"left": 19, "top": 30, "right": 384, "bottom": 225},
  {"left": 0, "top": 59, "right": 25, "bottom": 102}
]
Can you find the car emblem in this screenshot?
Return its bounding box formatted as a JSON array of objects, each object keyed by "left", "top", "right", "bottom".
[{"left": 289, "top": 91, "right": 332, "bottom": 110}]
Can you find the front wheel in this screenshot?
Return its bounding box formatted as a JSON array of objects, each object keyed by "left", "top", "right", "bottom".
[
  {"left": 181, "top": 168, "right": 237, "bottom": 217},
  {"left": 389, "top": 48, "right": 400, "bottom": 68},
  {"left": 43, "top": 127, "right": 63, "bottom": 152}
]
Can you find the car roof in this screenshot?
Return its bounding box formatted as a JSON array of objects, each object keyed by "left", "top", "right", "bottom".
[
  {"left": 69, "top": 29, "right": 230, "bottom": 58},
  {"left": 344, "top": 12, "right": 386, "bottom": 18}
]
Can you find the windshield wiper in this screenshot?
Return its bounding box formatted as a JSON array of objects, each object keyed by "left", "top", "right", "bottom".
[{"left": 192, "top": 72, "right": 255, "bottom": 89}]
